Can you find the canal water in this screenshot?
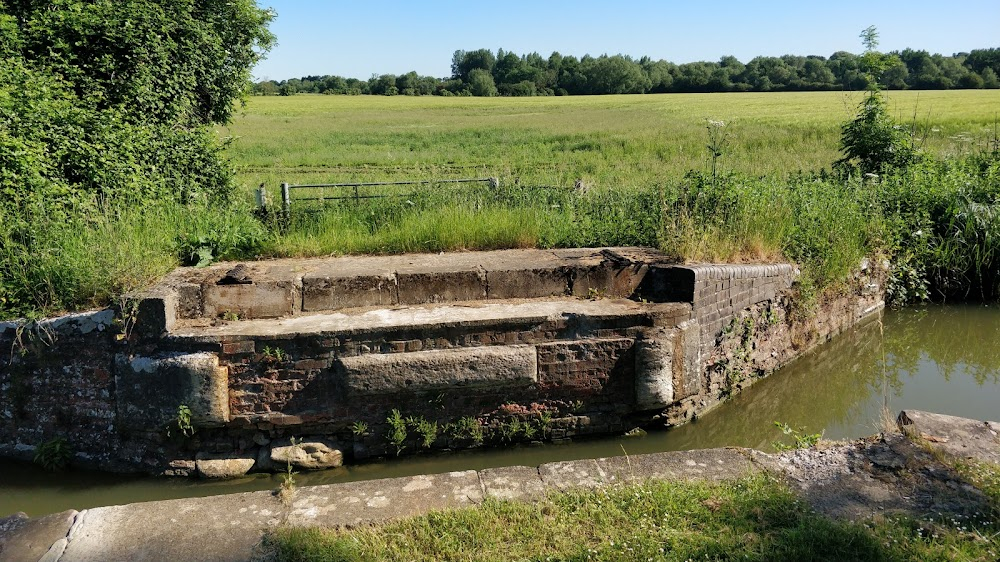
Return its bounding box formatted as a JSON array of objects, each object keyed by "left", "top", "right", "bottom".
[{"left": 3, "top": 304, "right": 998, "bottom": 517}]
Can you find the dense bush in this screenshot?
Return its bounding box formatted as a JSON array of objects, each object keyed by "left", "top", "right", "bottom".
[{"left": 0, "top": 1, "right": 274, "bottom": 318}]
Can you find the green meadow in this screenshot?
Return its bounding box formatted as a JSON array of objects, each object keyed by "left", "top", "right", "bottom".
[{"left": 225, "top": 90, "right": 1000, "bottom": 192}]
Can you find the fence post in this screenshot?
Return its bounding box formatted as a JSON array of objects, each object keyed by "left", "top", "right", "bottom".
[
  {"left": 281, "top": 182, "right": 291, "bottom": 219},
  {"left": 256, "top": 184, "right": 267, "bottom": 212}
]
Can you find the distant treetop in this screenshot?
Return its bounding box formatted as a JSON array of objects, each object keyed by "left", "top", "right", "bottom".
[{"left": 257, "top": 46, "right": 1000, "bottom": 97}]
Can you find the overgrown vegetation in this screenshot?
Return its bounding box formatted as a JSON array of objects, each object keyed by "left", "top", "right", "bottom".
[
  {"left": 0, "top": 0, "right": 273, "bottom": 318},
  {"left": 261, "top": 473, "right": 1000, "bottom": 561}
]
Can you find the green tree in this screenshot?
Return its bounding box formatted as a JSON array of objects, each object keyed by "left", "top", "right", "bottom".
[
  {"left": 452, "top": 48, "right": 496, "bottom": 82},
  {"left": 982, "top": 67, "right": 1000, "bottom": 89},
  {"left": 7, "top": 0, "right": 274, "bottom": 126},
  {"left": 468, "top": 68, "right": 497, "bottom": 97},
  {"left": 837, "top": 26, "right": 915, "bottom": 175}
]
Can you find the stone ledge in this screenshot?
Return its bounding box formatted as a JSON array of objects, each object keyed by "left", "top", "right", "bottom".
[{"left": 897, "top": 409, "right": 1000, "bottom": 464}]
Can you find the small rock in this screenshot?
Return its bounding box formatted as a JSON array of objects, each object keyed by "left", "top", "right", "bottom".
[
  {"left": 217, "top": 264, "right": 253, "bottom": 285},
  {"left": 195, "top": 453, "right": 255, "bottom": 478},
  {"left": 271, "top": 438, "right": 343, "bottom": 470}
]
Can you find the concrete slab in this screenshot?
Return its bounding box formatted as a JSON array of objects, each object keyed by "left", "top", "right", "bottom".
[
  {"left": 486, "top": 268, "right": 571, "bottom": 299},
  {"left": 538, "top": 459, "right": 607, "bottom": 490},
  {"left": 59, "top": 491, "right": 284, "bottom": 562},
  {"left": 286, "top": 470, "right": 483, "bottom": 528},
  {"left": 480, "top": 466, "right": 547, "bottom": 501},
  {"left": 595, "top": 448, "right": 760, "bottom": 484},
  {"left": 0, "top": 510, "right": 75, "bottom": 562},
  {"left": 898, "top": 410, "right": 1000, "bottom": 464},
  {"left": 302, "top": 272, "right": 397, "bottom": 311},
  {"left": 396, "top": 270, "right": 487, "bottom": 304},
  {"left": 154, "top": 247, "right": 676, "bottom": 322}
]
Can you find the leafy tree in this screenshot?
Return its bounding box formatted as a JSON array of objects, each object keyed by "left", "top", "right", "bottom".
[
  {"left": 674, "top": 62, "right": 714, "bottom": 92},
  {"left": 958, "top": 71, "right": 985, "bottom": 89},
  {"left": 837, "top": 27, "right": 916, "bottom": 175},
  {"left": 965, "top": 48, "right": 1000, "bottom": 77},
  {"left": 452, "top": 48, "right": 496, "bottom": 81},
  {"left": 827, "top": 51, "right": 869, "bottom": 90},
  {"left": 585, "top": 55, "right": 650, "bottom": 94},
  {"left": 468, "top": 68, "right": 497, "bottom": 97},
  {"left": 879, "top": 56, "right": 909, "bottom": 89},
  {"left": 982, "top": 67, "right": 1000, "bottom": 89},
  {"left": 643, "top": 59, "right": 675, "bottom": 93},
  {"left": 7, "top": 0, "right": 274, "bottom": 126}
]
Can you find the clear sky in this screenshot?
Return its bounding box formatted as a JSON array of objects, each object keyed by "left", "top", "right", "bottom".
[{"left": 253, "top": 1, "right": 1000, "bottom": 81}]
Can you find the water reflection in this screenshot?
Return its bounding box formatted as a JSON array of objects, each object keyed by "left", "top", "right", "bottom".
[{"left": 2, "top": 304, "right": 998, "bottom": 517}]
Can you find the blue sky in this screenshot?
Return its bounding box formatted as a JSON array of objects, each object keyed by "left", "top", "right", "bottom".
[{"left": 253, "top": 1, "right": 1000, "bottom": 81}]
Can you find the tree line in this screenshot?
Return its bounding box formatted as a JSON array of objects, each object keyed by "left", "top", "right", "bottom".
[{"left": 256, "top": 47, "right": 1000, "bottom": 97}]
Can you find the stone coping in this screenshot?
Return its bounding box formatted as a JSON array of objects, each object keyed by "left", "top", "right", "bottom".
[{"left": 153, "top": 247, "right": 674, "bottom": 322}]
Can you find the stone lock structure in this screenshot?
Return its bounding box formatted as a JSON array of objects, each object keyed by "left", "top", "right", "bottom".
[{"left": 0, "top": 248, "right": 883, "bottom": 477}]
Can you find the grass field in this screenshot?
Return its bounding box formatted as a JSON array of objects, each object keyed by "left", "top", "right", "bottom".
[{"left": 225, "top": 90, "right": 1000, "bottom": 194}]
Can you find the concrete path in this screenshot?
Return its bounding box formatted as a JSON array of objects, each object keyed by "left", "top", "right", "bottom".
[{"left": 1, "top": 410, "right": 996, "bottom": 562}]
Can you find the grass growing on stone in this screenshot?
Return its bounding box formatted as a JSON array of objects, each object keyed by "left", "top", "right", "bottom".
[{"left": 261, "top": 473, "right": 1000, "bottom": 562}]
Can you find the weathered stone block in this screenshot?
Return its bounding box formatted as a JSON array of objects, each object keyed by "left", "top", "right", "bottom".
[
  {"left": 486, "top": 268, "right": 570, "bottom": 299},
  {"left": 195, "top": 452, "right": 256, "bottom": 478},
  {"left": 302, "top": 273, "right": 397, "bottom": 311},
  {"left": 634, "top": 328, "right": 674, "bottom": 410},
  {"left": 673, "top": 320, "right": 702, "bottom": 400},
  {"left": 202, "top": 281, "right": 299, "bottom": 319},
  {"left": 338, "top": 346, "right": 537, "bottom": 394},
  {"left": 39, "top": 309, "right": 117, "bottom": 338},
  {"left": 115, "top": 352, "right": 230, "bottom": 430},
  {"left": 175, "top": 283, "right": 203, "bottom": 319},
  {"left": 270, "top": 437, "right": 343, "bottom": 470},
  {"left": 396, "top": 270, "right": 486, "bottom": 304},
  {"left": 572, "top": 264, "right": 648, "bottom": 299}
]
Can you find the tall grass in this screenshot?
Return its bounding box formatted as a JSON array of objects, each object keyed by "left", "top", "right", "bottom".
[{"left": 0, "top": 198, "right": 268, "bottom": 318}]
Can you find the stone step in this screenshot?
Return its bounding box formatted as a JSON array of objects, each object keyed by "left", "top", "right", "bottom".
[
  {"left": 169, "top": 297, "right": 691, "bottom": 344},
  {"left": 149, "top": 247, "right": 675, "bottom": 323}
]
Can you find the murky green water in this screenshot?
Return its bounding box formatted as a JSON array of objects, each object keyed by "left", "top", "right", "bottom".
[{"left": 3, "top": 305, "right": 998, "bottom": 518}]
